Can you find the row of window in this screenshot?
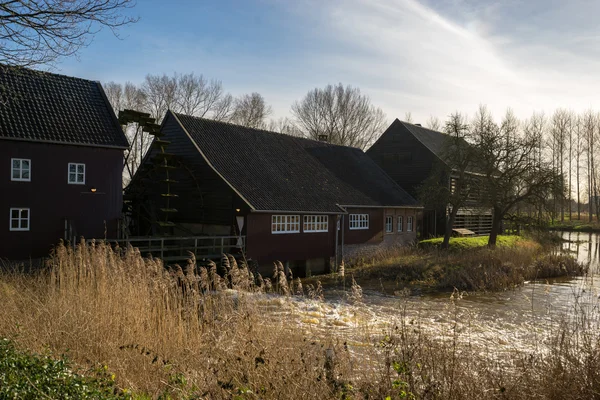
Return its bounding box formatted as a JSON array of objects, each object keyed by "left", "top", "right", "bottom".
[
  {"left": 272, "top": 215, "right": 329, "bottom": 234},
  {"left": 385, "top": 215, "right": 413, "bottom": 233},
  {"left": 271, "top": 214, "right": 414, "bottom": 234},
  {"left": 11, "top": 159, "right": 86, "bottom": 184}
]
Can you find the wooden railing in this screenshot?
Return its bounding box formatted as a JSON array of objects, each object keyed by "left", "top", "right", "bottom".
[{"left": 90, "top": 235, "right": 246, "bottom": 263}]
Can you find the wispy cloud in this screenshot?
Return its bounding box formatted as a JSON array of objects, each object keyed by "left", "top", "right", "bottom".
[
  {"left": 287, "top": 0, "right": 600, "bottom": 123},
  {"left": 57, "top": 0, "right": 600, "bottom": 125}
]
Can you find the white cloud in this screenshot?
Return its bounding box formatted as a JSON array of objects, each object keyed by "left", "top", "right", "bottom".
[{"left": 287, "top": 0, "right": 600, "bottom": 123}]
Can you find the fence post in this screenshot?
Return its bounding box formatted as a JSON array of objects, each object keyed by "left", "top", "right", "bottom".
[
  {"left": 220, "top": 237, "right": 224, "bottom": 255},
  {"left": 161, "top": 238, "right": 164, "bottom": 259},
  {"left": 194, "top": 238, "right": 198, "bottom": 257}
]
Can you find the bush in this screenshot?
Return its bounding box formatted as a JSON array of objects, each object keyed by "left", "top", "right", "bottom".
[{"left": 0, "top": 338, "right": 126, "bottom": 399}]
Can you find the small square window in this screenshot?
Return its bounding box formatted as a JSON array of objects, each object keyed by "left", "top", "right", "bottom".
[
  {"left": 9, "top": 208, "right": 30, "bottom": 231},
  {"left": 11, "top": 158, "right": 31, "bottom": 182},
  {"left": 68, "top": 163, "right": 85, "bottom": 184}
]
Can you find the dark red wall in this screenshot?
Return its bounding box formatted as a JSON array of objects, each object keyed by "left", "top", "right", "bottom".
[
  {"left": 0, "top": 140, "right": 124, "bottom": 259},
  {"left": 245, "top": 213, "right": 337, "bottom": 263},
  {"left": 342, "top": 208, "right": 384, "bottom": 244}
]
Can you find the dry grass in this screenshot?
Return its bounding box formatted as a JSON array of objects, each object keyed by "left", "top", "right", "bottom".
[
  {"left": 342, "top": 236, "right": 585, "bottom": 292},
  {"left": 1, "top": 241, "right": 599, "bottom": 399}
]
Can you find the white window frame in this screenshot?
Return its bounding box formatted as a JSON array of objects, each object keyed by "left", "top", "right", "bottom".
[
  {"left": 349, "top": 214, "right": 369, "bottom": 230},
  {"left": 271, "top": 215, "right": 300, "bottom": 234},
  {"left": 303, "top": 215, "right": 329, "bottom": 233},
  {"left": 9, "top": 208, "right": 30, "bottom": 231},
  {"left": 68, "top": 163, "right": 85, "bottom": 185},
  {"left": 397, "top": 216, "right": 403, "bottom": 232},
  {"left": 407, "top": 216, "right": 414, "bottom": 232},
  {"left": 385, "top": 215, "right": 393, "bottom": 233},
  {"left": 11, "top": 158, "right": 31, "bottom": 182}
]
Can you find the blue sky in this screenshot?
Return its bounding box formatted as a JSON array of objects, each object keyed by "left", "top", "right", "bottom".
[{"left": 57, "top": 0, "right": 600, "bottom": 125}]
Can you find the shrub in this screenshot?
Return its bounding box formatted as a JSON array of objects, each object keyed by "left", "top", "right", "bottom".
[{"left": 0, "top": 338, "right": 126, "bottom": 399}]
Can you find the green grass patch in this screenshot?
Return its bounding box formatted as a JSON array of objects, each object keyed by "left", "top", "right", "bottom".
[
  {"left": 0, "top": 338, "right": 128, "bottom": 399},
  {"left": 419, "top": 235, "right": 524, "bottom": 250}
]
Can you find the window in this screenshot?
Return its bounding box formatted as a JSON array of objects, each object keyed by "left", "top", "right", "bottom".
[
  {"left": 11, "top": 159, "right": 31, "bottom": 181},
  {"left": 385, "top": 216, "right": 393, "bottom": 233},
  {"left": 9, "top": 208, "right": 29, "bottom": 231},
  {"left": 303, "top": 215, "right": 329, "bottom": 233},
  {"left": 68, "top": 163, "right": 85, "bottom": 184},
  {"left": 349, "top": 214, "right": 369, "bottom": 230},
  {"left": 272, "top": 215, "right": 300, "bottom": 234},
  {"left": 397, "top": 216, "right": 403, "bottom": 232},
  {"left": 407, "top": 216, "right": 413, "bottom": 232}
]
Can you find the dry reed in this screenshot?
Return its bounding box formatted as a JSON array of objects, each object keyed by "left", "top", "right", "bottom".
[{"left": 1, "top": 240, "right": 599, "bottom": 399}]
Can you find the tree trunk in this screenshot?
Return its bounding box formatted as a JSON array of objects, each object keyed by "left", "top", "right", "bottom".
[
  {"left": 442, "top": 206, "right": 459, "bottom": 250},
  {"left": 488, "top": 206, "right": 502, "bottom": 247},
  {"left": 577, "top": 151, "right": 581, "bottom": 220}
]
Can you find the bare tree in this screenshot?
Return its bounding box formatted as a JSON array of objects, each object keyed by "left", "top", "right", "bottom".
[
  {"left": 291, "top": 83, "right": 387, "bottom": 150},
  {"left": 418, "top": 112, "right": 476, "bottom": 249},
  {"left": 426, "top": 115, "right": 441, "bottom": 131},
  {"left": 550, "top": 109, "right": 571, "bottom": 221},
  {"left": 0, "top": 0, "right": 137, "bottom": 67},
  {"left": 230, "top": 92, "right": 272, "bottom": 129},
  {"left": 142, "top": 74, "right": 178, "bottom": 122},
  {"left": 471, "top": 106, "right": 558, "bottom": 246},
  {"left": 267, "top": 117, "right": 300, "bottom": 136},
  {"left": 574, "top": 115, "right": 585, "bottom": 220},
  {"left": 102, "top": 80, "right": 147, "bottom": 185},
  {"left": 583, "top": 110, "right": 596, "bottom": 221},
  {"left": 175, "top": 73, "right": 233, "bottom": 120},
  {"left": 404, "top": 112, "right": 413, "bottom": 123}
]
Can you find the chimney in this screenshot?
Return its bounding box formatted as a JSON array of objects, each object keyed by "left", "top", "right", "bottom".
[
  {"left": 318, "top": 134, "right": 328, "bottom": 142},
  {"left": 415, "top": 123, "right": 422, "bottom": 127}
]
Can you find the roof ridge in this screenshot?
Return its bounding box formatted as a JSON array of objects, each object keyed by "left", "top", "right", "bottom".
[
  {"left": 0, "top": 63, "right": 100, "bottom": 84},
  {"left": 400, "top": 120, "right": 449, "bottom": 136},
  {"left": 172, "top": 111, "right": 366, "bottom": 151}
]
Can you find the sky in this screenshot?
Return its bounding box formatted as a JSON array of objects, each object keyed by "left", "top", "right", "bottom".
[{"left": 56, "top": 0, "right": 600, "bottom": 126}]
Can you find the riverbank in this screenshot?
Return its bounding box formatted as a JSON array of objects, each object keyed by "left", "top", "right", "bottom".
[
  {"left": 548, "top": 220, "right": 600, "bottom": 232},
  {"left": 1, "top": 241, "right": 599, "bottom": 399},
  {"left": 325, "top": 234, "right": 585, "bottom": 292}
]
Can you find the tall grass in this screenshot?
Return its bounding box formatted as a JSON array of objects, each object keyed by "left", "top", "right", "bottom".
[
  {"left": 344, "top": 236, "right": 585, "bottom": 291},
  {"left": 1, "top": 241, "right": 599, "bottom": 399}
]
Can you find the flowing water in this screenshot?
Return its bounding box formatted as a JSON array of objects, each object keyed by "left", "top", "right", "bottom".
[{"left": 284, "top": 232, "right": 600, "bottom": 356}]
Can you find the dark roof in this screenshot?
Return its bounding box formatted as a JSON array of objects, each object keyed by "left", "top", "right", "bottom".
[
  {"left": 298, "top": 138, "right": 418, "bottom": 207},
  {"left": 396, "top": 120, "right": 481, "bottom": 174},
  {"left": 0, "top": 65, "right": 128, "bottom": 148},
  {"left": 398, "top": 120, "right": 450, "bottom": 157},
  {"left": 171, "top": 112, "right": 419, "bottom": 213}
]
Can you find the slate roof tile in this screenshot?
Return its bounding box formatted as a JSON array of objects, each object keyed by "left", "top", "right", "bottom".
[
  {"left": 173, "top": 112, "right": 418, "bottom": 213},
  {"left": 0, "top": 65, "right": 128, "bottom": 148}
]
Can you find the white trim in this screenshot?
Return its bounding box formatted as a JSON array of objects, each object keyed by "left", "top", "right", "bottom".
[
  {"left": 9, "top": 208, "right": 30, "bottom": 231},
  {"left": 397, "top": 215, "right": 403, "bottom": 232},
  {"left": 349, "top": 214, "right": 369, "bottom": 230},
  {"left": 271, "top": 215, "right": 300, "bottom": 234},
  {"left": 303, "top": 215, "right": 329, "bottom": 233},
  {"left": 11, "top": 158, "right": 31, "bottom": 182},
  {"left": 407, "top": 216, "right": 414, "bottom": 232},
  {"left": 385, "top": 215, "right": 393, "bottom": 233},
  {"left": 68, "top": 162, "right": 86, "bottom": 185}
]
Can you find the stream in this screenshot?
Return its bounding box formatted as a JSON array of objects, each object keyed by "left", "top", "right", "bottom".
[{"left": 281, "top": 232, "right": 600, "bottom": 357}]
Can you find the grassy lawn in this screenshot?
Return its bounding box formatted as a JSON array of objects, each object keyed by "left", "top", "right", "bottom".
[{"left": 419, "top": 234, "right": 525, "bottom": 250}]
